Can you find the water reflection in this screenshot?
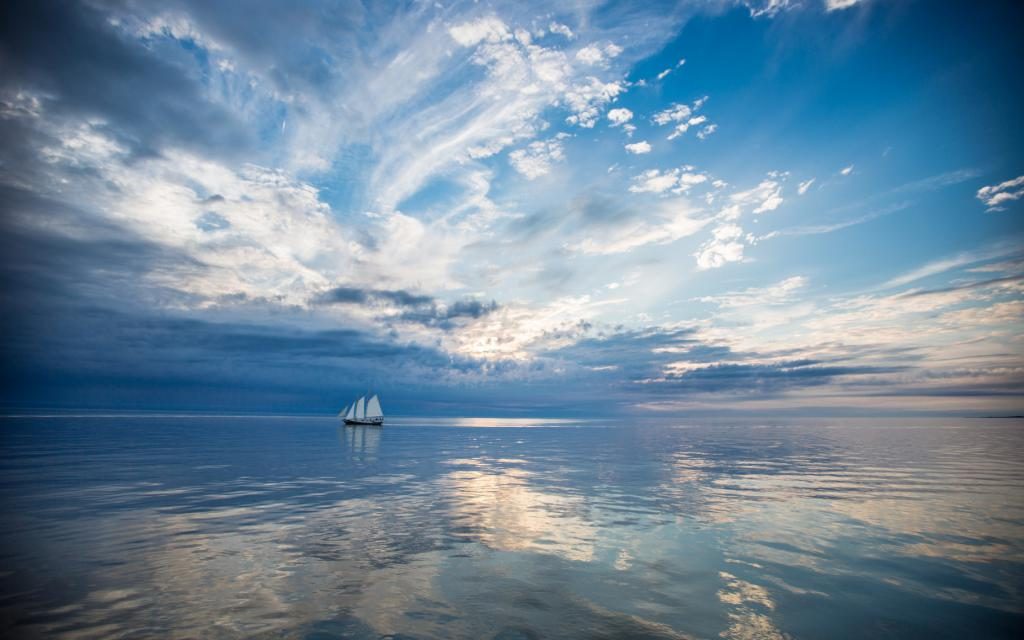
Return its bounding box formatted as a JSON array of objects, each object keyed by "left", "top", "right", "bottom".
[
  {"left": 0, "top": 417, "right": 1022, "bottom": 638},
  {"left": 339, "top": 425, "right": 381, "bottom": 463}
]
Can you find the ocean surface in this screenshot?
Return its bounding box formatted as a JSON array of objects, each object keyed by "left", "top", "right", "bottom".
[{"left": 0, "top": 416, "right": 1022, "bottom": 639}]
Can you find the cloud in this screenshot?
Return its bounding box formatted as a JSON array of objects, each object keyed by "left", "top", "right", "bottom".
[
  {"left": 629, "top": 166, "right": 708, "bottom": 194},
  {"left": 696, "top": 123, "right": 717, "bottom": 139},
  {"left": 563, "top": 77, "right": 626, "bottom": 128},
  {"left": 448, "top": 16, "right": 512, "bottom": 46},
  {"left": 575, "top": 45, "right": 605, "bottom": 65},
  {"left": 2, "top": 1, "right": 1019, "bottom": 417},
  {"left": 570, "top": 210, "right": 707, "bottom": 255},
  {"left": 509, "top": 135, "right": 568, "bottom": 179},
  {"left": 652, "top": 96, "right": 712, "bottom": 140},
  {"left": 840, "top": 165, "right": 854, "bottom": 176},
  {"left": 698, "top": 276, "right": 808, "bottom": 308},
  {"left": 754, "top": 169, "right": 983, "bottom": 242},
  {"left": 880, "top": 244, "right": 1022, "bottom": 289},
  {"left": 730, "top": 177, "right": 785, "bottom": 214},
  {"left": 797, "top": 178, "right": 815, "bottom": 195},
  {"left": 607, "top": 108, "right": 633, "bottom": 126},
  {"left": 695, "top": 224, "right": 745, "bottom": 269},
  {"left": 316, "top": 286, "right": 434, "bottom": 307},
  {"left": 574, "top": 43, "right": 622, "bottom": 66},
  {"left": 624, "top": 140, "right": 651, "bottom": 154},
  {"left": 745, "top": 0, "right": 796, "bottom": 19},
  {"left": 977, "top": 175, "right": 1024, "bottom": 211},
  {"left": 826, "top": 0, "right": 866, "bottom": 11},
  {"left": 0, "top": 0, "right": 253, "bottom": 160},
  {"left": 548, "top": 22, "right": 575, "bottom": 39}
]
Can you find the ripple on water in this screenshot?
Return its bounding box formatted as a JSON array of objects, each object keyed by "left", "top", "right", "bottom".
[{"left": 0, "top": 417, "right": 1022, "bottom": 638}]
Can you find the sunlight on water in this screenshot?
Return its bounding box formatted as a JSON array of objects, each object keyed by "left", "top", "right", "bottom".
[{"left": 0, "top": 417, "right": 1022, "bottom": 638}]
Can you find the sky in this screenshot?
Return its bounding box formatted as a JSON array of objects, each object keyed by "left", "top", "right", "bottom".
[{"left": 0, "top": 0, "right": 1022, "bottom": 416}]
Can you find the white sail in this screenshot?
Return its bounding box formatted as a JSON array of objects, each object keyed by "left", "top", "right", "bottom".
[
  {"left": 345, "top": 403, "right": 356, "bottom": 420},
  {"left": 366, "top": 395, "right": 383, "bottom": 418},
  {"left": 338, "top": 404, "right": 349, "bottom": 418},
  {"left": 355, "top": 396, "right": 365, "bottom": 420}
]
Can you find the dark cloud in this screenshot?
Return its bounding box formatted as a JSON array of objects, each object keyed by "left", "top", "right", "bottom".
[
  {"left": 0, "top": 0, "right": 252, "bottom": 159},
  {"left": 316, "top": 286, "right": 434, "bottom": 307},
  {"left": 316, "top": 286, "right": 499, "bottom": 329},
  {"left": 544, "top": 326, "right": 907, "bottom": 397}
]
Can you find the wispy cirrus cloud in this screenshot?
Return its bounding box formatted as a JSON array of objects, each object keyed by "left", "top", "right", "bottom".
[
  {"left": 0, "top": 0, "right": 1019, "bottom": 416},
  {"left": 977, "top": 175, "right": 1024, "bottom": 211}
]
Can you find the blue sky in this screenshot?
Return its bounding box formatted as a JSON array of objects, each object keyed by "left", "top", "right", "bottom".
[{"left": 0, "top": 0, "right": 1021, "bottom": 416}]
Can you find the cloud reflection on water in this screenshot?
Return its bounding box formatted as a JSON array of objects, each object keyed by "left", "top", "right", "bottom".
[{"left": 0, "top": 418, "right": 1022, "bottom": 638}]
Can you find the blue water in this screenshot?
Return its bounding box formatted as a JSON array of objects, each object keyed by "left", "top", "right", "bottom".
[{"left": 0, "top": 416, "right": 1022, "bottom": 639}]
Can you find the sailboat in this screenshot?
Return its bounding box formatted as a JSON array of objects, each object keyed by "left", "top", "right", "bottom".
[{"left": 340, "top": 393, "right": 384, "bottom": 426}]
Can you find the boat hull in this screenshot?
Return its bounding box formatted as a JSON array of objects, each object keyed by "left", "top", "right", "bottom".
[{"left": 343, "top": 418, "right": 384, "bottom": 426}]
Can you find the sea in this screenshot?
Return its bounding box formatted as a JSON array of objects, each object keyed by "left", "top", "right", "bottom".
[{"left": 0, "top": 415, "right": 1022, "bottom": 639}]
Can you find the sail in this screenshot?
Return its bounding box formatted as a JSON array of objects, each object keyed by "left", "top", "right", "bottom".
[
  {"left": 345, "top": 403, "right": 356, "bottom": 420},
  {"left": 355, "top": 396, "right": 365, "bottom": 420},
  {"left": 366, "top": 395, "right": 383, "bottom": 418},
  {"left": 338, "top": 404, "right": 349, "bottom": 418}
]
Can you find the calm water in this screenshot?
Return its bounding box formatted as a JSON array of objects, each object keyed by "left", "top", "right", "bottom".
[{"left": 0, "top": 417, "right": 1022, "bottom": 639}]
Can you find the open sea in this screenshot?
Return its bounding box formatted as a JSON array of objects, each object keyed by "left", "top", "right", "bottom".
[{"left": 0, "top": 416, "right": 1022, "bottom": 639}]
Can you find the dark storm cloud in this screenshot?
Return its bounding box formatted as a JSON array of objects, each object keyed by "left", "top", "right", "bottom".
[
  {"left": 652, "top": 361, "right": 906, "bottom": 395},
  {"left": 316, "top": 286, "right": 499, "bottom": 329},
  {"left": 0, "top": 186, "right": 206, "bottom": 311},
  {"left": 545, "top": 326, "right": 906, "bottom": 396},
  {"left": 317, "top": 286, "right": 434, "bottom": 307},
  {"left": 0, "top": 198, "right": 499, "bottom": 413},
  {"left": 0, "top": 304, "right": 469, "bottom": 412},
  {"left": 398, "top": 299, "right": 499, "bottom": 328},
  {"left": 0, "top": 0, "right": 251, "bottom": 158}
]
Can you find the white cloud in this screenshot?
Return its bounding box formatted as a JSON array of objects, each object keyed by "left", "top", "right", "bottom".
[
  {"left": 607, "top": 108, "right": 633, "bottom": 126},
  {"left": 699, "top": 276, "right": 808, "bottom": 308},
  {"left": 630, "top": 166, "right": 708, "bottom": 194},
  {"left": 653, "top": 97, "right": 713, "bottom": 140},
  {"left": 653, "top": 103, "right": 689, "bottom": 125},
  {"left": 695, "top": 224, "right": 745, "bottom": 269},
  {"left": 840, "top": 165, "right": 854, "bottom": 176},
  {"left": 826, "top": 0, "right": 866, "bottom": 11},
  {"left": 881, "top": 244, "right": 1020, "bottom": 289},
  {"left": 563, "top": 77, "right": 625, "bottom": 128},
  {"left": 367, "top": 15, "right": 636, "bottom": 209},
  {"left": 449, "top": 17, "right": 511, "bottom": 46},
  {"left": 509, "top": 136, "right": 567, "bottom": 180},
  {"left": 696, "top": 124, "right": 717, "bottom": 140},
  {"left": 549, "top": 22, "right": 575, "bottom": 39},
  {"left": 624, "top": 141, "right": 652, "bottom": 155},
  {"left": 747, "top": 0, "right": 795, "bottom": 18},
  {"left": 575, "top": 45, "right": 605, "bottom": 65},
  {"left": 730, "top": 178, "right": 784, "bottom": 214},
  {"left": 569, "top": 201, "right": 708, "bottom": 255},
  {"left": 797, "top": 178, "right": 815, "bottom": 195},
  {"left": 977, "top": 175, "right": 1024, "bottom": 211},
  {"left": 575, "top": 42, "right": 623, "bottom": 66},
  {"left": 656, "top": 68, "right": 672, "bottom": 81}
]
